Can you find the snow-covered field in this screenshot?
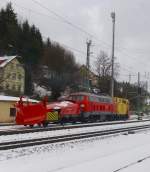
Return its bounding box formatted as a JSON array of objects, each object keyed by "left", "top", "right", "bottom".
[
  {"left": 1, "top": 120, "right": 150, "bottom": 143},
  {"left": 1, "top": 129, "right": 150, "bottom": 171}
]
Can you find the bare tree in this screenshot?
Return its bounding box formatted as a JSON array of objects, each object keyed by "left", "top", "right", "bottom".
[
  {"left": 95, "top": 51, "right": 111, "bottom": 77},
  {"left": 95, "top": 50, "right": 120, "bottom": 94},
  {"left": 95, "top": 51, "right": 119, "bottom": 78}
]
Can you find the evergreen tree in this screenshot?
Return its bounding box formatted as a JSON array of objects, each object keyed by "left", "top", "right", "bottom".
[
  {"left": 0, "top": 3, "right": 19, "bottom": 55},
  {"left": 0, "top": 3, "right": 81, "bottom": 98}
]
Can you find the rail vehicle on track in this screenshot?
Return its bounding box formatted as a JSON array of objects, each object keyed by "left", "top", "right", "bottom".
[{"left": 15, "top": 92, "right": 129, "bottom": 127}]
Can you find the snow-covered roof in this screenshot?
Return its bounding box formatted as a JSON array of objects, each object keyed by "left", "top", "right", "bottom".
[
  {"left": 0, "top": 55, "right": 18, "bottom": 68},
  {"left": 0, "top": 95, "right": 38, "bottom": 103}
]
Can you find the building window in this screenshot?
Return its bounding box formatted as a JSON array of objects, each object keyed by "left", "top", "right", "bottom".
[
  {"left": 6, "top": 83, "right": 9, "bottom": 90},
  {"left": 16, "top": 64, "right": 21, "bottom": 68},
  {"left": 0, "top": 70, "right": 3, "bottom": 77},
  {"left": 10, "top": 108, "right": 16, "bottom": 117},
  {"left": 6, "top": 73, "right": 11, "bottom": 79},
  {"left": 12, "top": 73, "right": 16, "bottom": 79},
  {"left": 11, "top": 64, "right": 14, "bottom": 69},
  {"left": 18, "top": 74, "right": 22, "bottom": 80},
  {"left": 18, "top": 85, "right": 21, "bottom": 92},
  {"left": 12, "top": 84, "right": 16, "bottom": 90}
]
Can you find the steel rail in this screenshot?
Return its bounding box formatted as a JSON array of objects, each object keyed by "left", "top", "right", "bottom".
[
  {"left": 0, "top": 124, "right": 150, "bottom": 151},
  {"left": 0, "top": 123, "right": 15, "bottom": 126},
  {"left": 0, "top": 119, "right": 150, "bottom": 136}
]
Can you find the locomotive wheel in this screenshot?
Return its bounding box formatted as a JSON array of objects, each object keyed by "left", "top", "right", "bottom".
[
  {"left": 38, "top": 123, "right": 41, "bottom": 127},
  {"left": 42, "top": 122, "right": 48, "bottom": 127},
  {"left": 72, "top": 120, "right": 76, "bottom": 124},
  {"left": 60, "top": 119, "right": 64, "bottom": 125}
]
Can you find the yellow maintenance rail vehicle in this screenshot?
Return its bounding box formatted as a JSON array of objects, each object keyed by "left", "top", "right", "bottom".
[{"left": 113, "top": 97, "right": 129, "bottom": 119}]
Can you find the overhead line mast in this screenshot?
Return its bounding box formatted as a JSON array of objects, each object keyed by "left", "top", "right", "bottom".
[
  {"left": 86, "top": 40, "right": 92, "bottom": 91},
  {"left": 110, "top": 12, "right": 116, "bottom": 97}
]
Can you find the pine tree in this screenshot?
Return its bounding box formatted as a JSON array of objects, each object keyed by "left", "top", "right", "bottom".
[{"left": 0, "top": 3, "right": 19, "bottom": 55}]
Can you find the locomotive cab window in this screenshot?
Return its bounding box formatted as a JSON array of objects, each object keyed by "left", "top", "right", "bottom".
[
  {"left": 122, "top": 100, "right": 127, "bottom": 104},
  {"left": 98, "top": 97, "right": 102, "bottom": 102},
  {"left": 107, "top": 98, "right": 112, "bottom": 103},
  {"left": 89, "top": 96, "right": 99, "bottom": 102},
  {"left": 69, "top": 95, "right": 84, "bottom": 101}
]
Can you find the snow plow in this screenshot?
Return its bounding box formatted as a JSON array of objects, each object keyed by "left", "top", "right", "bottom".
[{"left": 15, "top": 96, "right": 81, "bottom": 127}]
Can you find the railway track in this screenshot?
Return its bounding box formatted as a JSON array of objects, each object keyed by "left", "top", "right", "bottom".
[
  {"left": 0, "top": 123, "right": 15, "bottom": 126},
  {"left": 0, "top": 119, "right": 150, "bottom": 136},
  {"left": 0, "top": 124, "right": 150, "bottom": 151}
]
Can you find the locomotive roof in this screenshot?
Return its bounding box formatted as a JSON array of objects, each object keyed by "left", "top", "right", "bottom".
[{"left": 70, "top": 92, "right": 112, "bottom": 99}]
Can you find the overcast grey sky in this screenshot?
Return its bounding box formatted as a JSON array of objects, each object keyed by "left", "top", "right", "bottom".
[{"left": 1, "top": 0, "right": 150, "bottom": 85}]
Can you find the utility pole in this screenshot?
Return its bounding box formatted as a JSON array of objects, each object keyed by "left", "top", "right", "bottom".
[
  {"left": 138, "top": 72, "right": 140, "bottom": 90},
  {"left": 145, "top": 80, "right": 148, "bottom": 107},
  {"left": 146, "top": 81, "right": 148, "bottom": 93},
  {"left": 110, "top": 12, "right": 115, "bottom": 97},
  {"left": 129, "top": 74, "right": 131, "bottom": 83},
  {"left": 137, "top": 72, "right": 140, "bottom": 116},
  {"left": 86, "top": 40, "right": 92, "bottom": 91}
]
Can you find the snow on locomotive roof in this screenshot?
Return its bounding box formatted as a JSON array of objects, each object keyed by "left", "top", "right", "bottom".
[
  {"left": 0, "top": 95, "right": 38, "bottom": 103},
  {"left": 55, "top": 101, "right": 74, "bottom": 107},
  {"left": 46, "top": 101, "right": 75, "bottom": 109}
]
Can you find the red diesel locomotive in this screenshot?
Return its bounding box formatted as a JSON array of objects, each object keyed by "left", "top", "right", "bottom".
[{"left": 15, "top": 92, "right": 129, "bottom": 127}]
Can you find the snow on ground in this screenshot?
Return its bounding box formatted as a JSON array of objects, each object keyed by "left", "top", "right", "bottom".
[
  {"left": 1, "top": 129, "right": 150, "bottom": 171},
  {"left": 1, "top": 120, "right": 150, "bottom": 143}
]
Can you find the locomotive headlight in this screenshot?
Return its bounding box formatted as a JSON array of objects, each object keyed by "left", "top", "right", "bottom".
[
  {"left": 54, "top": 106, "right": 61, "bottom": 110},
  {"left": 80, "top": 104, "right": 85, "bottom": 108},
  {"left": 53, "top": 107, "right": 61, "bottom": 113}
]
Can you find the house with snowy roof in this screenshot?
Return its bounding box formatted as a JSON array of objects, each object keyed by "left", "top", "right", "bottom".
[
  {"left": 0, "top": 55, "right": 25, "bottom": 95},
  {"left": 0, "top": 95, "right": 38, "bottom": 123}
]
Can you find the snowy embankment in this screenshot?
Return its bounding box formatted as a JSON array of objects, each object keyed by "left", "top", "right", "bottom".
[
  {"left": 1, "top": 128, "right": 150, "bottom": 171},
  {"left": 1, "top": 120, "right": 150, "bottom": 144}
]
